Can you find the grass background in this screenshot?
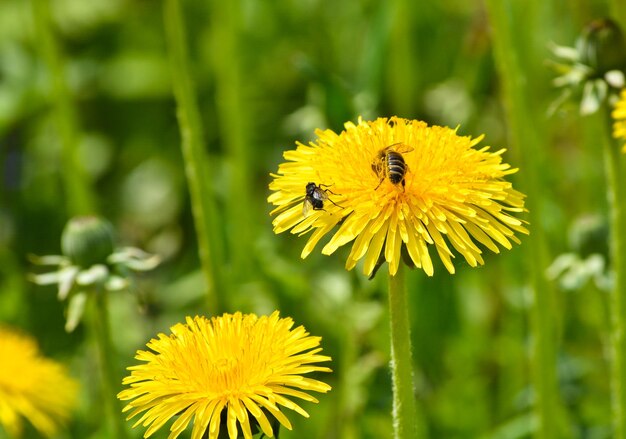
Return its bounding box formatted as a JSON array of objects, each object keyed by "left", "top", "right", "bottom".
[{"left": 0, "top": 0, "right": 621, "bottom": 437}]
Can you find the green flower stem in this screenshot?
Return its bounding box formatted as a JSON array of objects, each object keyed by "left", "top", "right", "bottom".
[
  {"left": 484, "top": 1, "right": 564, "bottom": 438},
  {"left": 163, "top": 0, "right": 225, "bottom": 312},
  {"left": 31, "top": 0, "right": 95, "bottom": 217},
  {"left": 601, "top": 110, "right": 626, "bottom": 439},
  {"left": 92, "top": 291, "right": 127, "bottom": 439},
  {"left": 388, "top": 264, "right": 424, "bottom": 438},
  {"left": 210, "top": 0, "right": 255, "bottom": 279}
]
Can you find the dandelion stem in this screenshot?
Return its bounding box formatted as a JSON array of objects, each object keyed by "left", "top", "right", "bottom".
[
  {"left": 31, "top": 0, "right": 95, "bottom": 216},
  {"left": 163, "top": 0, "right": 224, "bottom": 312},
  {"left": 600, "top": 109, "right": 626, "bottom": 439},
  {"left": 388, "top": 264, "right": 424, "bottom": 438},
  {"left": 484, "top": 1, "right": 565, "bottom": 437},
  {"left": 92, "top": 291, "right": 127, "bottom": 439}
]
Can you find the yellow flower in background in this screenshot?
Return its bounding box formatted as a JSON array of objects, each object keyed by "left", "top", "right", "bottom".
[
  {"left": 0, "top": 326, "right": 77, "bottom": 438},
  {"left": 613, "top": 89, "right": 626, "bottom": 152},
  {"left": 269, "top": 117, "right": 528, "bottom": 277},
  {"left": 118, "top": 312, "right": 331, "bottom": 439}
]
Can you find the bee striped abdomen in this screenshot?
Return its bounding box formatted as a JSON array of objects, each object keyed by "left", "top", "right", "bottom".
[
  {"left": 372, "top": 143, "right": 413, "bottom": 190},
  {"left": 386, "top": 152, "right": 407, "bottom": 185}
]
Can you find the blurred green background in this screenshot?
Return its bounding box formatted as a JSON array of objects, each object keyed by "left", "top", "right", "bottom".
[{"left": 0, "top": 0, "right": 621, "bottom": 438}]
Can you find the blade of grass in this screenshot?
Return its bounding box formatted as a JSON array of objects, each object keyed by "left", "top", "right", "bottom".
[
  {"left": 484, "top": 1, "right": 566, "bottom": 438},
  {"left": 387, "top": 0, "right": 419, "bottom": 117},
  {"left": 209, "top": 0, "right": 255, "bottom": 280},
  {"left": 31, "top": 0, "right": 96, "bottom": 216},
  {"left": 163, "top": 0, "right": 225, "bottom": 312}
]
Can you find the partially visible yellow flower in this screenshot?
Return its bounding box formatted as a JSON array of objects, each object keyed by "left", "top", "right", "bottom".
[
  {"left": 0, "top": 326, "right": 78, "bottom": 438},
  {"left": 613, "top": 88, "right": 626, "bottom": 152},
  {"left": 118, "top": 311, "right": 331, "bottom": 439},
  {"left": 269, "top": 117, "right": 528, "bottom": 277}
]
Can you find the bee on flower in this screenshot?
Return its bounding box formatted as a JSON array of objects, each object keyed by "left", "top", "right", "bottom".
[
  {"left": 371, "top": 142, "right": 414, "bottom": 190},
  {"left": 268, "top": 117, "right": 528, "bottom": 277},
  {"left": 303, "top": 182, "right": 342, "bottom": 216}
]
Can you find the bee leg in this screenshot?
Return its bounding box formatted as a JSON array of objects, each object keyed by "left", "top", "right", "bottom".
[
  {"left": 319, "top": 184, "right": 339, "bottom": 196},
  {"left": 374, "top": 178, "right": 384, "bottom": 191},
  {"left": 328, "top": 198, "right": 343, "bottom": 208}
]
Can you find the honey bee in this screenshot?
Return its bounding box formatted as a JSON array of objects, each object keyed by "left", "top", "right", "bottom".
[
  {"left": 302, "top": 182, "right": 341, "bottom": 217},
  {"left": 372, "top": 143, "right": 414, "bottom": 190}
]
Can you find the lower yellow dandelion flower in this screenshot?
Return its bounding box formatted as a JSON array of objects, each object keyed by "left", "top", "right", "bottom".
[
  {"left": 269, "top": 117, "right": 529, "bottom": 277},
  {"left": 613, "top": 89, "right": 626, "bottom": 153},
  {"left": 0, "top": 327, "right": 78, "bottom": 438},
  {"left": 118, "top": 311, "right": 332, "bottom": 439}
]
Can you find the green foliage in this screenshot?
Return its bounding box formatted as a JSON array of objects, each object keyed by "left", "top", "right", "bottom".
[{"left": 0, "top": 0, "right": 621, "bottom": 437}]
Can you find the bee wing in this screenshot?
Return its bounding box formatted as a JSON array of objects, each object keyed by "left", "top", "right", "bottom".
[
  {"left": 317, "top": 188, "right": 329, "bottom": 201},
  {"left": 388, "top": 142, "right": 414, "bottom": 154},
  {"left": 302, "top": 198, "right": 313, "bottom": 217}
]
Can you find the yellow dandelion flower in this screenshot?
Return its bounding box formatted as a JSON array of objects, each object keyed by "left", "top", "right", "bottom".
[
  {"left": 613, "top": 89, "right": 626, "bottom": 153},
  {"left": 118, "top": 311, "right": 332, "bottom": 439},
  {"left": 0, "top": 326, "right": 78, "bottom": 438},
  {"left": 269, "top": 117, "right": 528, "bottom": 277}
]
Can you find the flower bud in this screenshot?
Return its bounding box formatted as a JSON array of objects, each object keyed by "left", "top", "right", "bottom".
[
  {"left": 61, "top": 216, "right": 115, "bottom": 267},
  {"left": 577, "top": 18, "right": 626, "bottom": 75}
]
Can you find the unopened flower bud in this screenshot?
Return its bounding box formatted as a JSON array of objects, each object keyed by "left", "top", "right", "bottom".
[
  {"left": 577, "top": 18, "right": 626, "bottom": 75},
  {"left": 61, "top": 216, "right": 115, "bottom": 267}
]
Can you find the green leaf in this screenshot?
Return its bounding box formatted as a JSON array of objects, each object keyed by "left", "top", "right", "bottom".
[{"left": 65, "top": 291, "right": 88, "bottom": 332}]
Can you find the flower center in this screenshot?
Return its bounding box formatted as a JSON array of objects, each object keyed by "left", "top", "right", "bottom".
[{"left": 214, "top": 356, "right": 236, "bottom": 374}]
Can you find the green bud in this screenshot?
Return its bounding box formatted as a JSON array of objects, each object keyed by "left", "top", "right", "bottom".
[
  {"left": 61, "top": 216, "right": 115, "bottom": 267},
  {"left": 577, "top": 18, "right": 626, "bottom": 76}
]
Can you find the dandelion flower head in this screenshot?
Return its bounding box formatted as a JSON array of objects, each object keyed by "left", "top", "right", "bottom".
[
  {"left": 0, "top": 326, "right": 78, "bottom": 438},
  {"left": 118, "top": 311, "right": 332, "bottom": 439},
  {"left": 269, "top": 117, "right": 528, "bottom": 276},
  {"left": 613, "top": 88, "right": 626, "bottom": 152}
]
